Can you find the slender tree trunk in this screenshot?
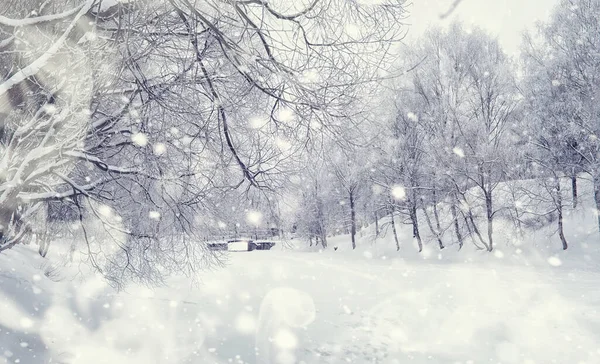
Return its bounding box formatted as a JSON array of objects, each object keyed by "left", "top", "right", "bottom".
[
  {"left": 389, "top": 205, "right": 400, "bottom": 251},
  {"left": 38, "top": 227, "right": 50, "bottom": 257},
  {"left": 511, "top": 188, "right": 523, "bottom": 237},
  {"left": 463, "top": 214, "right": 483, "bottom": 250},
  {"left": 451, "top": 203, "right": 463, "bottom": 249},
  {"left": 421, "top": 198, "right": 444, "bottom": 249},
  {"left": 374, "top": 210, "right": 379, "bottom": 238},
  {"left": 409, "top": 199, "right": 423, "bottom": 252},
  {"left": 315, "top": 186, "right": 327, "bottom": 248},
  {"left": 571, "top": 172, "right": 578, "bottom": 209},
  {"left": 485, "top": 192, "right": 494, "bottom": 252},
  {"left": 554, "top": 176, "right": 568, "bottom": 250},
  {"left": 309, "top": 236, "right": 313, "bottom": 247},
  {"left": 594, "top": 173, "right": 600, "bottom": 235},
  {"left": 467, "top": 210, "right": 489, "bottom": 251},
  {"left": 349, "top": 190, "right": 357, "bottom": 250},
  {"left": 432, "top": 188, "right": 442, "bottom": 233}
]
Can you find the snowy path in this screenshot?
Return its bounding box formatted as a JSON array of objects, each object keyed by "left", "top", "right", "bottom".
[
  {"left": 179, "top": 250, "right": 600, "bottom": 364},
  {"left": 2, "top": 247, "right": 600, "bottom": 364}
]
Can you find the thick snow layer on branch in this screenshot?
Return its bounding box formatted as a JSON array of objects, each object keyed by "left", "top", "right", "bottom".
[
  {"left": 0, "top": 0, "right": 95, "bottom": 97},
  {"left": 0, "top": 4, "right": 83, "bottom": 27}
]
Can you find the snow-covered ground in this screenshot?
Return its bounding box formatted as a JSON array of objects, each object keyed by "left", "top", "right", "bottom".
[
  {"left": 2, "top": 178, "right": 600, "bottom": 364},
  {"left": 2, "top": 232, "right": 600, "bottom": 364}
]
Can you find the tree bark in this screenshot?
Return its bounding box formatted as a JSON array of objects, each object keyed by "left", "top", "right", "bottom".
[
  {"left": 451, "top": 203, "right": 463, "bottom": 249},
  {"left": 409, "top": 199, "right": 423, "bottom": 252},
  {"left": 374, "top": 210, "right": 379, "bottom": 238},
  {"left": 432, "top": 188, "right": 442, "bottom": 234},
  {"left": 467, "top": 210, "right": 489, "bottom": 251},
  {"left": 554, "top": 176, "right": 568, "bottom": 250},
  {"left": 320, "top": 233, "right": 327, "bottom": 249},
  {"left": 421, "top": 198, "right": 444, "bottom": 250},
  {"left": 389, "top": 205, "right": 400, "bottom": 251},
  {"left": 350, "top": 189, "right": 357, "bottom": 250},
  {"left": 571, "top": 173, "right": 578, "bottom": 209},
  {"left": 594, "top": 173, "right": 600, "bottom": 235},
  {"left": 485, "top": 192, "right": 494, "bottom": 252}
]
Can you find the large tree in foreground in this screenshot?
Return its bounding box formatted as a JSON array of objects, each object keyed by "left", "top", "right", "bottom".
[{"left": 0, "top": 0, "right": 407, "bottom": 284}]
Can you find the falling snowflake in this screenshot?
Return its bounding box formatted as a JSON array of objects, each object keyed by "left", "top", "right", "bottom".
[
  {"left": 277, "top": 107, "right": 295, "bottom": 123},
  {"left": 548, "top": 256, "right": 562, "bottom": 267},
  {"left": 131, "top": 132, "right": 148, "bottom": 147},
  {"left": 275, "top": 137, "right": 292, "bottom": 152},
  {"left": 246, "top": 211, "right": 263, "bottom": 225},
  {"left": 42, "top": 104, "right": 57, "bottom": 115},
  {"left": 551, "top": 79, "right": 561, "bottom": 87},
  {"left": 153, "top": 143, "right": 167, "bottom": 156},
  {"left": 180, "top": 136, "right": 193, "bottom": 146},
  {"left": 249, "top": 116, "right": 268, "bottom": 129},
  {"left": 149, "top": 211, "right": 161, "bottom": 220},
  {"left": 20, "top": 317, "right": 34, "bottom": 329},
  {"left": 453, "top": 147, "right": 465, "bottom": 158},
  {"left": 98, "top": 205, "right": 112, "bottom": 217},
  {"left": 407, "top": 112, "right": 418, "bottom": 122},
  {"left": 301, "top": 69, "right": 320, "bottom": 82},
  {"left": 273, "top": 328, "right": 298, "bottom": 350},
  {"left": 391, "top": 185, "right": 406, "bottom": 200}
]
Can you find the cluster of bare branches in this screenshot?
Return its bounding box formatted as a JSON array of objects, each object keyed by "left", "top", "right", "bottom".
[{"left": 0, "top": 0, "right": 407, "bottom": 284}]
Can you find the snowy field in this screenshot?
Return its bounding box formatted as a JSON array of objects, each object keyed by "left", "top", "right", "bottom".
[{"left": 1, "top": 235, "right": 600, "bottom": 364}]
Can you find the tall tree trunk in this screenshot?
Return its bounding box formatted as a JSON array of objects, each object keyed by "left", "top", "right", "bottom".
[
  {"left": 421, "top": 198, "right": 444, "bottom": 249},
  {"left": 349, "top": 190, "right": 357, "bottom": 250},
  {"left": 467, "top": 210, "right": 489, "bottom": 251},
  {"left": 432, "top": 188, "right": 442, "bottom": 234},
  {"left": 315, "top": 186, "right": 327, "bottom": 248},
  {"left": 450, "top": 202, "right": 463, "bottom": 249},
  {"left": 594, "top": 173, "right": 600, "bottom": 235},
  {"left": 554, "top": 176, "right": 568, "bottom": 250},
  {"left": 464, "top": 214, "right": 484, "bottom": 250},
  {"left": 389, "top": 205, "right": 400, "bottom": 251},
  {"left": 571, "top": 172, "right": 578, "bottom": 209},
  {"left": 374, "top": 210, "right": 379, "bottom": 238},
  {"left": 511, "top": 188, "right": 523, "bottom": 237},
  {"left": 485, "top": 192, "right": 494, "bottom": 252},
  {"left": 410, "top": 199, "right": 423, "bottom": 253}
]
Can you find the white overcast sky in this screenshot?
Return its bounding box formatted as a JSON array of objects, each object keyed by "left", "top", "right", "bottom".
[{"left": 406, "top": 0, "right": 559, "bottom": 55}]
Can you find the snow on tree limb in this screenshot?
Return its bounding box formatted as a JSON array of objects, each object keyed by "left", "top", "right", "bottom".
[
  {"left": 0, "top": 0, "right": 95, "bottom": 98},
  {"left": 0, "top": 3, "right": 84, "bottom": 27}
]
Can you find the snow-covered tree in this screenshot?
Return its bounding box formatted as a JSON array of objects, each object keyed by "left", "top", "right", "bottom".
[
  {"left": 0, "top": 0, "right": 408, "bottom": 283},
  {"left": 522, "top": 0, "right": 600, "bottom": 236}
]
